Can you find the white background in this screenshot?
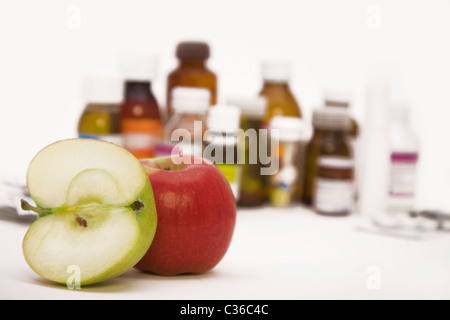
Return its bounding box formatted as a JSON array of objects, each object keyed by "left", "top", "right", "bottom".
[
  {"left": 0, "top": 0, "right": 450, "bottom": 300},
  {"left": 0, "top": 0, "right": 449, "bottom": 208}
]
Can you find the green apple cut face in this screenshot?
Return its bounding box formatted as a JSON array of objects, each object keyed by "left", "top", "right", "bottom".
[{"left": 21, "top": 139, "right": 157, "bottom": 286}]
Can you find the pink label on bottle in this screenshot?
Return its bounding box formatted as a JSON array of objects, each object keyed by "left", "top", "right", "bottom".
[{"left": 390, "top": 152, "right": 418, "bottom": 163}]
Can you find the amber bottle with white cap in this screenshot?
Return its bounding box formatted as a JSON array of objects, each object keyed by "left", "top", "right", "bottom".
[
  {"left": 119, "top": 53, "right": 162, "bottom": 159},
  {"left": 302, "top": 107, "right": 353, "bottom": 206},
  {"left": 259, "top": 60, "right": 302, "bottom": 127},
  {"left": 164, "top": 87, "right": 211, "bottom": 158}
]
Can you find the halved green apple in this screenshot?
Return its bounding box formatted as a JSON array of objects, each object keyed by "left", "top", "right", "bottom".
[{"left": 21, "top": 139, "right": 157, "bottom": 286}]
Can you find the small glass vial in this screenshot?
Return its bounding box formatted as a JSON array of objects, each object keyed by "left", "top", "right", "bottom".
[
  {"left": 314, "top": 157, "right": 355, "bottom": 216},
  {"left": 164, "top": 87, "right": 210, "bottom": 158},
  {"left": 77, "top": 74, "right": 123, "bottom": 146},
  {"left": 268, "top": 116, "right": 306, "bottom": 207},
  {"left": 204, "top": 105, "right": 242, "bottom": 200},
  {"left": 387, "top": 105, "right": 420, "bottom": 213},
  {"left": 227, "top": 96, "right": 268, "bottom": 206}
]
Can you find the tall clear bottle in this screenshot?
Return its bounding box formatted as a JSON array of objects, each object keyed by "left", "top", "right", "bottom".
[{"left": 387, "top": 105, "right": 419, "bottom": 213}]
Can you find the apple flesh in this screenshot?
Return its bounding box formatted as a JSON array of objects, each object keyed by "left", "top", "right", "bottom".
[
  {"left": 135, "top": 156, "right": 236, "bottom": 276},
  {"left": 21, "top": 139, "right": 157, "bottom": 286}
]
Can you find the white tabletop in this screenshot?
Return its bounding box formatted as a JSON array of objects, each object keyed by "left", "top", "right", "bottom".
[{"left": 1, "top": 205, "right": 449, "bottom": 300}]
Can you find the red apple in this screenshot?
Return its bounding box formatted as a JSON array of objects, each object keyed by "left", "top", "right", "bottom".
[{"left": 135, "top": 155, "right": 236, "bottom": 276}]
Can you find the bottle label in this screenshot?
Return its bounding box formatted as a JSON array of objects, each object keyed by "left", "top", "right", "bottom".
[
  {"left": 121, "top": 118, "right": 162, "bottom": 158},
  {"left": 389, "top": 152, "right": 418, "bottom": 197},
  {"left": 78, "top": 133, "right": 123, "bottom": 147},
  {"left": 314, "top": 178, "right": 354, "bottom": 214},
  {"left": 215, "top": 164, "right": 241, "bottom": 199}
]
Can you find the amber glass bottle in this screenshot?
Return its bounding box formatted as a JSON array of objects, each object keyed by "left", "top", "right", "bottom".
[
  {"left": 119, "top": 53, "right": 162, "bottom": 159},
  {"left": 78, "top": 74, "right": 122, "bottom": 146},
  {"left": 302, "top": 107, "right": 353, "bottom": 206},
  {"left": 259, "top": 60, "right": 302, "bottom": 127},
  {"left": 227, "top": 97, "right": 268, "bottom": 207},
  {"left": 166, "top": 41, "right": 217, "bottom": 119}
]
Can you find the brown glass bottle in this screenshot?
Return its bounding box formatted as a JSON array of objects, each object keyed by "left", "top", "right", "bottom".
[
  {"left": 166, "top": 42, "right": 217, "bottom": 119},
  {"left": 259, "top": 61, "right": 302, "bottom": 127},
  {"left": 302, "top": 108, "right": 353, "bottom": 206},
  {"left": 120, "top": 81, "right": 163, "bottom": 159}
]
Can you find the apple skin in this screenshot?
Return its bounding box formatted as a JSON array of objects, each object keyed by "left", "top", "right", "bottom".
[{"left": 135, "top": 156, "right": 236, "bottom": 276}]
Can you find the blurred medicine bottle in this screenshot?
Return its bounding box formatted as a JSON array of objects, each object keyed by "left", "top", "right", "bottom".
[
  {"left": 204, "top": 105, "right": 242, "bottom": 200},
  {"left": 259, "top": 60, "right": 302, "bottom": 128},
  {"left": 166, "top": 41, "right": 217, "bottom": 119},
  {"left": 77, "top": 74, "right": 122, "bottom": 146},
  {"left": 302, "top": 107, "right": 353, "bottom": 206},
  {"left": 227, "top": 96, "right": 268, "bottom": 207},
  {"left": 313, "top": 157, "right": 355, "bottom": 216},
  {"left": 164, "top": 87, "right": 210, "bottom": 158},
  {"left": 269, "top": 116, "right": 307, "bottom": 207},
  {"left": 386, "top": 105, "right": 419, "bottom": 213},
  {"left": 119, "top": 53, "right": 163, "bottom": 159}
]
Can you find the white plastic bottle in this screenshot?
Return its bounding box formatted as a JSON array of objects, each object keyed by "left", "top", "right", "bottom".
[{"left": 386, "top": 105, "right": 420, "bottom": 214}]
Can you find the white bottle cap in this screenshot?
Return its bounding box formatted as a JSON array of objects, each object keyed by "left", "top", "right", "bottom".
[
  {"left": 312, "top": 107, "right": 350, "bottom": 131},
  {"left": 118, "top": 52, "right": 158, "bottom": 82},
  {"left": 323, "top": 87, "right": 352, "bottom": 107},
  {"left": 269, "top": 116, "right": 307, "bottom": 142},
  {"left": 81, "top": 73, "right": 122, "bottom": 104},
  {"left": 207, "top": 105, "right": 241, "bottom": 133},
  {"left": 172, "top": 87, "right": 211, "bottom": 114},
  {"left": 226, "top": 96, "right": 267, "bottom": 118},
  {"left": 261, "top": 60, "right": 292, "bottom": 82}
]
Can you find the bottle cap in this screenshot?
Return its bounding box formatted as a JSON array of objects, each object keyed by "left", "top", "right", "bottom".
[
  {"left": 118, "top": 52, "right": 158, "bottom": 82},
  {"left": 206, "top": 105, "right": 241, "bottom": 133},
  {"left": 261, "top": 60, "right": 292, "bottom": 82},
  {"left": 269, "top": 116, "right": 307, "bottom": 142},
  {"left": 312, "top": 107, "right": 350, "bottom": 131},
  {"left": 81, "top": 74, "right": 122, "bottom": 104},
  {"left": 176, "top": 41, "right": 210, "bottom": 61},
  {"left": 323, "top": 87, "right": 352, "bottom": 108},
  {"left": 172, "top": 87, "right": 211, "bottom": 114},
  {"left": 226, "top": 96, "right": 267, "bottom": 118},
  {"left": 318, "top": 156, "right": 354, "bottom": 169}
]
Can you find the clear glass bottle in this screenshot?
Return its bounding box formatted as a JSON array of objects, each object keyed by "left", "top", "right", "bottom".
[
  {"left": 164, "top": 87, "right": 210, "bottom": 158},
  {"left": 259, "top": 60, "right": 302, "bottom": 127},
  {"left": 302, "top": 107, "right": 353, "bottom": 206},
  {"left": 387, "top": 105, "right": 419, "bottom": 213},
  {"left": 204, "top": 105, "right": 242, "bottom": 200},
  {"left": 119, "top": 53, "right": 163, "bottom": 159},
  {"left": 269, "top": 116, "right": 307, "bottom": 207},
  {"left": 227, "top": 96, "right": 268, "bottom": 207},
  {"left": 77, "top": 74, "right": 122, "bottom": 146},
  {"left": 166, "top": 41, "right": 217, "bottom": 119}
]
